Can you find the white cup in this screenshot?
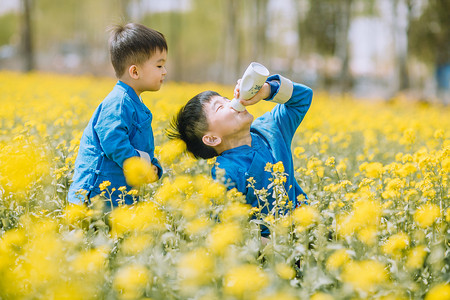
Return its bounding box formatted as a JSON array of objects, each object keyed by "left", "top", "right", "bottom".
[{"left": 230, "top": 62, "right": 270, "bottom": 111}]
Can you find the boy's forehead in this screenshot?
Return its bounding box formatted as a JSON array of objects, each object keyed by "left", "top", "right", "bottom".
[
  {"left": 209, "top": 95, "right": 227, "bottom": 105},
  {"left": 151, "top": 49, "right": 167, "bottom": 60},
  {"left": 206, "top": 96, "right": 227, "bottom": 110}
]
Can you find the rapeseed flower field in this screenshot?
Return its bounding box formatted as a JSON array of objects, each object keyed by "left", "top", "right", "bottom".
[{"left": 0, "top": 71, "right": 449, "bottom": 299}]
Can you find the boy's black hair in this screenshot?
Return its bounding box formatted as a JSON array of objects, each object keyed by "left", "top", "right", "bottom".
[
  {"left": 167, "top": 91, "right": 219, "bottom": 159},
  {"left": 108, "top": 23, "right": 167, "bottom": 78}
]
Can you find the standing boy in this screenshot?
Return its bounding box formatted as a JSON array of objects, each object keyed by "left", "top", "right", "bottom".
[
  {"left": 169, "top": 74, "right": 313, "bottom": 237},
  {"left": 68, "top": 23, "right": 167, "bottom": 205}
]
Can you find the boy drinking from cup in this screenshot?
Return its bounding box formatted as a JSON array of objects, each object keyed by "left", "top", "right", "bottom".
[{"left": 169, "top": 70, "right": 313, "bottom": 237}]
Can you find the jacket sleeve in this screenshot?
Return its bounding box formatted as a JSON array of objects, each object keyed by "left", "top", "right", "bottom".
[
  {"left": 265, "top": 74, "right": 313, "bottom": 146},
  {"left": 152, "top": 157, "right": 163, "bottom": 179},
  {"left": 94, "top": 98, "right": 139, "bottom": 168}
]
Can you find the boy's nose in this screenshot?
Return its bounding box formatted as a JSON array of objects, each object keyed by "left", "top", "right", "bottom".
[{"left": 226, "top": 100, "right": 237, "bottom": 112}]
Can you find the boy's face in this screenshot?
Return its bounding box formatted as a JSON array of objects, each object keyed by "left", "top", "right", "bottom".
[
  {"left": 203, "top": 95, "right": 254, "bottom": 142},
  {"left": 137, "top": 49, "right": 167, "bottom": 92}
]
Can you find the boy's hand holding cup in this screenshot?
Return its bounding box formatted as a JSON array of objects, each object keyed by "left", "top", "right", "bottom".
[{"left": 231, "top": 62, "right": 270, "bottom": 111}]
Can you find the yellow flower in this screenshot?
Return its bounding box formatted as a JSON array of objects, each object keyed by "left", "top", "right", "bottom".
[
  {"left": 123, "top": 156, "right": 157, "bottom": 187},
  {"left": 41, "top": 281, "right": 94, "bottom": 300},
  {"left": 158, "top": 138, "right": 186, "bottom": 165},
  {"left": 178, "top": 248, "right": 214, "bottom": 287},
  {"left": 337, "top": 199, "right": 381, "bottom": 237},
  {"left": 195, "top": 174, "right": 226, "bottom": 201},
  {"left": 378, "top": 294, "right": 409, "bottom": 300},
  {"left": 433, "top": 129, "right": 444, "bottom": 139},
  {"left": 99, "top": 180, "right": 111, "bottom": 191},
  {"left": 400, "top": 128, "right": 416, "bottom": 145},
  {"left": 273, "top": 161, "right": 285, "bottom": 173},
  {"left": 113, "top": 264, "right": 151, "bottom": 300},
  {"left": 261, "top": 292, "right": 298, "bottom": 300},
  {"left": 406, "top": 245, "right": 428, "bottom": 269},
  {"left": 71, "top": 247, "right": 109, "bottom": 274},
  {"left": 184, "top": 217, "right": 212, "bottom": 236},
  {"left": 62, "top": 203, "right": 91, "bottom": 227},
  {"left": 414, "top": 204, "right": 441, "bottom": 228},
  {"left": 0, "top": 140, "right": 50, "bottom": 193},
  {"left": 357, "top": 225, "right": 378, "bottom": 246},
  {"left": 309, "top": 132, "right": 322, "bottom": 144},
  {"left": 326, "top": 249, "right": 351, "bottom": 271},
  {"left": 325, "top": 156, "right": 335, "bottom": 167},
  {"left": 294, "top": 146, "right": 305, "bottom": 158},
  {"left": 399, "top": 162, "right": 417, "bottom": 177},
  {"left": 307, "top": 157, "right": 325, "bottom": 177},
  {"left": 442, "top": 156, "right": 450, "bottom": 173},
  {"left": 120, "top": 234, "right": 153, "bottom": 255},
  {"left": 275, "top": 263, "right": 296, "bottom": 280},
  {"left": 293, "top": 205, "right": 319, "bottom": 228},
  {"left": 224, "top": 264, "right": 269, "bottom": 297},
  {"left": 382, "top": 232, "right": 410, "bottom": 258},
  {"left": 310, "top": 292, "right": 335, "bottom": 300},
  {"left": 382, "top": 178, "right": 405, "bottom": 199},
  {"left": 360, "top": 162, "right": 384, "bottom": 178},
  {"left": 342, "top": 260, "right": 388, "bottom": 292},
  {"left": 207, "top": 222, "right": 242, "bottom": 254},
  {"left": 221, "top": 202, "right": 251, "bottom": 222},
  {"left": 336, "top": 159, "right": 347, "bottom": 173},
  {"left": 109, "top": 202, "right": 166, "bottom": 237},
  {"left": 424, "top": 283, "right": 450, "bottom": 300}
]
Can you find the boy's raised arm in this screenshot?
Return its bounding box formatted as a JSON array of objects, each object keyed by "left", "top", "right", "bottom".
[{"left": 265, "top": 75, "right": 313, "bottom": 145}]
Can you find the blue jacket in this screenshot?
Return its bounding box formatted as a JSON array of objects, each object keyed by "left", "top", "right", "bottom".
[
  {"left": 212, "top": 75, "right": 313, "bottom": 236},
  {"left": 68, "top": 81, "right": 162, "bottom": 205}
]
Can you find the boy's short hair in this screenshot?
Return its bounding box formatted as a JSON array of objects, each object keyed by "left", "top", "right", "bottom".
[
  {"left": 168, "top": 91, "right": 219, "bottom": 159},
  {"left": 109, "top": 23, "right": 167, "bottom": 78}
]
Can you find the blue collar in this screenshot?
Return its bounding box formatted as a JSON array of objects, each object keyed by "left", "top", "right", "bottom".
[
  {"left": 117, "top": 80, "right": 141, "bottom": 104},
  {"left": 220, "top": 133, "right": 264, "bottom": 156}
]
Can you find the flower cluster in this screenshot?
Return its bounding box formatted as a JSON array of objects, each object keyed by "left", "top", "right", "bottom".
[{"left": 0, "top": 72, "right": 449, "bottom": 299}]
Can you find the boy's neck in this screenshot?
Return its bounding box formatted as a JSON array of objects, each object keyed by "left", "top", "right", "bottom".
[
  {"left": 216, "top": 131, "right": 252, "bottom": 154},
  {"left": 119, "top": 77, "right": 141, "bottom": 96}
]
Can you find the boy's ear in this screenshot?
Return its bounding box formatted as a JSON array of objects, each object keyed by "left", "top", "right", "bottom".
[
  {"left": 128, "top": 65, "right": 139, "bottom": 79},
  {"left": 202, "top": 134, "right": 222, "bottom": 147}
]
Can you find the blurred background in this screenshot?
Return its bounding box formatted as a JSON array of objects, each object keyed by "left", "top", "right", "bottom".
[{"left": 0, "top": 0, "right": 448, "bottom": 101}]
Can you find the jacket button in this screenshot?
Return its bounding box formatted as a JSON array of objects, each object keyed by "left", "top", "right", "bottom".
[{"left": 95, "top": 170, "right": 100, "bottom": 174}]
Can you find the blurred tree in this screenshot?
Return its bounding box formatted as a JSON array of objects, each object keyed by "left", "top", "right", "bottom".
[
  {"left": 390, "top": 0, "right": 413, "bottom": 93},
  {"left": 400, "top": 0, "right": 413, "bottom": 91},
  {"left": 20, "top": 0, "right": 34, "bottom": 71},
  {"left": 252, "top": 0, "right": 268, "bottom": 64},
  {"left": 142, "top": 0, "right": 224, "bottom": 83},
  {"left": 223, "top": 0, "right": 241, "bottom": 83},
  {"left": 167, "top": 11, "right": 183, "bottom": 81},
  {"left": 334, "top": 0, "right": 353, "bottom": 94},
  {"left": 299, "top": 0, "right": 354, "bottom": 92},
  {"left": 32, "top": 0, "right": 121, "bottom": 74},
  {"left": 409, "top": 0, "right": 450, "bottom": 96},
  {"left": 0, "top": 14, "right": 17, "bottom": 46}
]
